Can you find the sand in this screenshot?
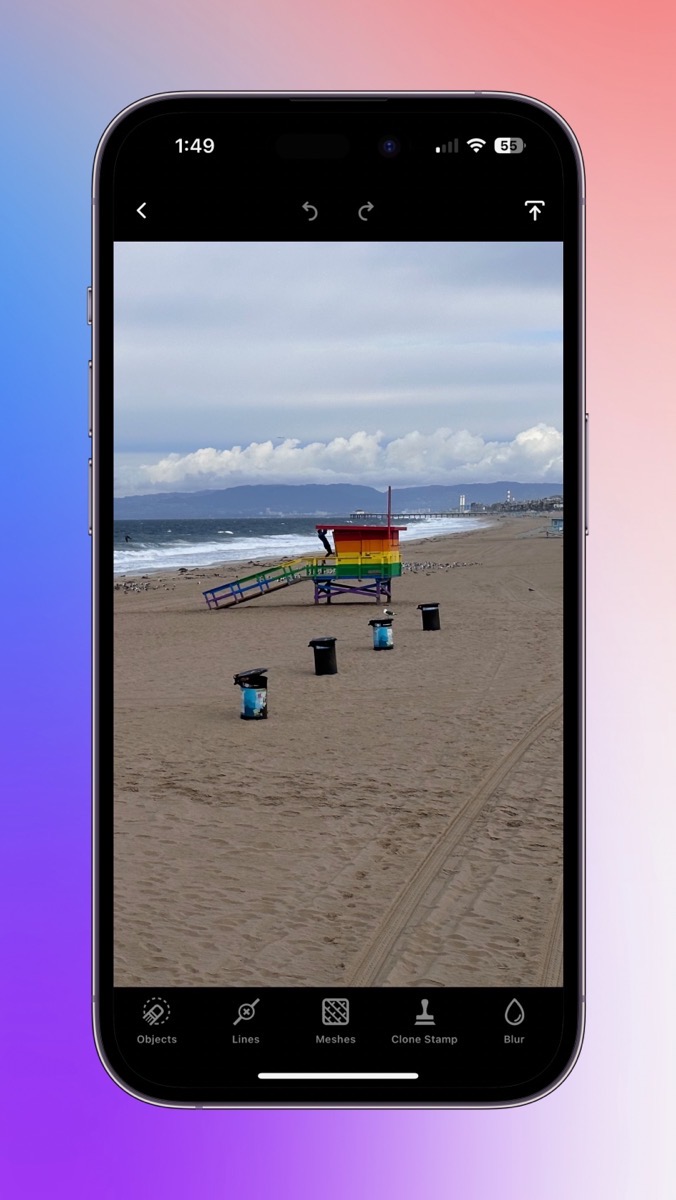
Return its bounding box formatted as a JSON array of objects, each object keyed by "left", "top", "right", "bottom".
[{"left": 113, "top": 516, "right": 563, "bottom": 988}]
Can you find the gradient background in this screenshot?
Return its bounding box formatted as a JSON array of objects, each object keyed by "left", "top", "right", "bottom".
[{"left": 2, "top": 1, "right": 674, "bottom": 1196}]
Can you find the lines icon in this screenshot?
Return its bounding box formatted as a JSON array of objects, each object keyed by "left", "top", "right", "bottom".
[{"left": 466, "top": 138, "right": 486, "bottom": 153}]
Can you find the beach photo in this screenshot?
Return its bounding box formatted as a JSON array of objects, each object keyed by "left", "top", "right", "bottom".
[{"left": 113, "top": 241, "right": 564, "bottom": 988}]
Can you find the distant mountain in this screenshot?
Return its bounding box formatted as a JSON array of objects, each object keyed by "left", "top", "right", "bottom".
[
  {"left": 114, "top": 484, "right": 381, "bottom": 519},
  {"left": 114, "top": 482, "right": 562, "bottom": 519}
]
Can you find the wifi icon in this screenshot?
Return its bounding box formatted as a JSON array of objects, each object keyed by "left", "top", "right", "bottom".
[{"left": 467, "top": 138, "right": 486, "bottom": 153}]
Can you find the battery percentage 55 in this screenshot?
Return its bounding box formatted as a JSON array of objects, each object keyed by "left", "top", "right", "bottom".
[{"left": 494, "top": 138, "right": 525, "bottom": 154}]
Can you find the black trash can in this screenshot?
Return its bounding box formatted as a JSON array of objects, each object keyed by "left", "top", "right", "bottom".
[
  {"left": 308, "top": 637, "right": 338, "bottom": 675},
  {"left": 233, "top": 667, "right": 269, "bottom": 719},
  {"left": 417, "top": 603, "right": 441, "bottom": 631}
]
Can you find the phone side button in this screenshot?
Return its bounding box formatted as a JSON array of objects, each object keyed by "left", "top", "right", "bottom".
[
  {"left": 87, "top": 286, "right": 92, "bottom": 325},
  {"left": 88, "top": 458, "right": 93, "bottom": 536},
  {"left": 88, "top": 360, "right": 93, "bottom": 437},
  {"left": 585, "top": 412, "right": 589, "bottom": 535}
]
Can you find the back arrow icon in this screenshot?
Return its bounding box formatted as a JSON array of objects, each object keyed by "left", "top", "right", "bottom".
[
  {"left": 137, "top": 202, "right": 147, "bottom": 219},
  {"left": 359, "top": 202, "right": 374, "bottom": 221},
  {"left": 302, "top": 202, "right": 318, "bottom": 221}
]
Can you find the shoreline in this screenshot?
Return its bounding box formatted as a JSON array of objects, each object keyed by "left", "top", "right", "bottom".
[{"left": 113, "top": 516, "right": 504, "bottom": 585}]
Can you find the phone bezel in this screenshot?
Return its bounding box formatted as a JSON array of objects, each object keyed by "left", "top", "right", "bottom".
[{"left": 92, "top": 90, "right": 585, "bottom": 1108}]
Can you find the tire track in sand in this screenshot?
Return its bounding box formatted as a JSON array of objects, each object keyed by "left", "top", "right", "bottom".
[
  {"left": 535, "top": 875, "right": 564, "bottom": 987},
  {"left": 345, "top": 698, "right": 564, "bottom": 987}
]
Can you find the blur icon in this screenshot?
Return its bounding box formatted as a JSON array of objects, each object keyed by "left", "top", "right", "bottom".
[
  {"left": 414, "top": 999, "right": 435, "bottom": 1026},
  {"left": 504, "top": 998, "right": 525, "bottom": 1026}
]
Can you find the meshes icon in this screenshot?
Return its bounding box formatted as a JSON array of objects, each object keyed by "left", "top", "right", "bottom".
[
  {"left": 142, "top": 996, "right": 171, "bottom": 1026},
  {"left": 322, "top": 997, "right": 350, "bottom": 1026}
]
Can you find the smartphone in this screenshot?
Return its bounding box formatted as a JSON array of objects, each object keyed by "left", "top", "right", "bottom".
[{"left": 92, "top": 91, "right": 585, "bottom": 1107}]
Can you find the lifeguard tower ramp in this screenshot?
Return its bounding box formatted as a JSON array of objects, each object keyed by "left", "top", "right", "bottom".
[{"left": 202, "top": 558, "right": 311, "bottom": 609}]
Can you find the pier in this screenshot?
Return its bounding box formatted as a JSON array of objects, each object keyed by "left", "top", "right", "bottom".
[
  {"left": 348, "top": 510, "right": 483, "bottom": 520},
  {"left": 348, "top": 508, "right": 563, "bottom": 521}
]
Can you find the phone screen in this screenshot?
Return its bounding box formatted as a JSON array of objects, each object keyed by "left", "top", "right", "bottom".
[{"left": 93, "top": 94, "right": 584, "bottom": 1106}]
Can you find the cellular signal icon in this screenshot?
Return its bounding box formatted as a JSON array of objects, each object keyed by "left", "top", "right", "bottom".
[
  {"left": 467, "top": 137, "right": 486, "bottom": 153},
  {"left": 435, "top": 139, "right": 459, "bottom": 153}
]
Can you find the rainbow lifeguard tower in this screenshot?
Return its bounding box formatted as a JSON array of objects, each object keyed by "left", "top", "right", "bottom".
[
  {"left": 202, "top": 488, "right": 406, "bottom": 610},
  {"left": 310, "top": 522, "right": 406, "bottom": 604}
]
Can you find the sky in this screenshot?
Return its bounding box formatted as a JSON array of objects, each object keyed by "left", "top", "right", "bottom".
[{"left": 114, "top": 240, "right": 563, "bottom": 495}]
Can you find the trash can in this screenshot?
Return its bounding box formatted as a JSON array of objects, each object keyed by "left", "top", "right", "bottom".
[
  {"left": 233, "top": 667, "right": 268, "bottom": 719},
  {"left": 308, "top": 636, "right": 338, "bottom": 675},
  {"left": 417, "top": 603, "right": 441, "bottom": 631},
  {"left": 368, "top": 618, "right": 394, "bottom": 650}
]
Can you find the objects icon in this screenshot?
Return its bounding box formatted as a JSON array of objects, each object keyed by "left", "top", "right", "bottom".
[{"left": 142, "top": 996, "right": 171, "bottom": 1026}]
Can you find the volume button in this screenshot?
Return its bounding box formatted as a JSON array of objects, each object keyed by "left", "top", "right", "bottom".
[
  {"left": 87, "top": 286, "right": 92, "bottom": 325},
  {"left": 88, "top": 360, "right": 93, "bottom": 437},
  {"left": 88, "top": 458, "right": 93, "bottom": 536},
  {"left": 584, "top": 413, "right": 589, "bottom": 535}
]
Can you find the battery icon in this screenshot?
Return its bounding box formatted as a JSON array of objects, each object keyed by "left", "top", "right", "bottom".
[{"left": 494, "top": 137, "right": 525, "bottom": 154}]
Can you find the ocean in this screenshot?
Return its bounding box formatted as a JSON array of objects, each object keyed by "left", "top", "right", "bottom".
[{"left": 113, "top": 516, "right": 487, "bottom": 575}]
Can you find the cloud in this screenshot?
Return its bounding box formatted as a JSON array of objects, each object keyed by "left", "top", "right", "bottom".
[
  {"left": 128, "top": 424, "right": 563, "bottom": 493},
  {"left": 114, "top": 242, "right": 562, "bottom": 456}
]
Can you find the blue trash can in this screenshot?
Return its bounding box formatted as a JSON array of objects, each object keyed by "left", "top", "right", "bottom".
[
  {"left": 368, "top": 618, "right": 394, "bottom": 650},
  {"left": 233, "top": 667, "right": 268, "bottom": 719}
]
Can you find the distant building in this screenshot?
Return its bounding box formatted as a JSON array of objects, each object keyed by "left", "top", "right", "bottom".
[
  {"left": 459, "top": 494, "right": 466, "bottom": 510},
  {"left": 550, "top": 516, "right": 564, "bottom": 533}
]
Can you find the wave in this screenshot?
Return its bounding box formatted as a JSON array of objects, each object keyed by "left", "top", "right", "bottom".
[
  {"left": 400, "top": 515, "right": 487, "bottom": 542},
  {"left": 114, "top": 533, "right": 323, "bottom": 575},
  {"left": 113, "top": 517, "right": 489, "bottom": 576}
]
